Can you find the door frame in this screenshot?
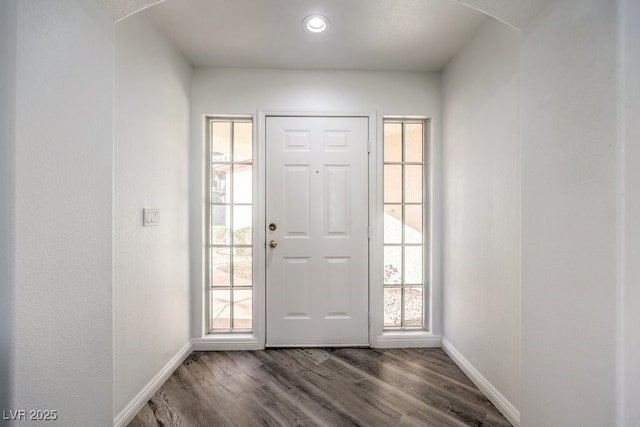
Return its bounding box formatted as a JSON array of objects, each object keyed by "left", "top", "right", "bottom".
[{"left": 255, "top": 111, "right": 377, "bottom": 349}]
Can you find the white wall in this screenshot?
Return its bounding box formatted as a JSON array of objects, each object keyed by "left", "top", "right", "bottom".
[
  {"left": 190, "top": 68, "right": 443, "bottom": 339},
  {"left": 622, "top": 0, "right": 640, "bottom": 423},
  {"left": 0, "top": 0, "right": 17, "bottom": 414},
  {"left": 11, "top": 0, "right": 115, "bottom": 424},
  {"left": 191, "top": 68, "right": 441, "bottom": 116},
  {"left": 520, "top": 0, "right": 618, "bottom": 425},
  {"left": 442, "top": 17, "right": 521, "bottom": 414},
  {"left": 114, "top": 12, "right": 192, "bottom": 416}
]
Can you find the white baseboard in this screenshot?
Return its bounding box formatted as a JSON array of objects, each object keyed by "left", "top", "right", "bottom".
[
  {"left": 113, "top": 341, "right": 193, "bottom": 427},
  {"left": 441, "top": 338, "right": 520, "bottom": 427},
  {"left": 372, "top": 332, "right": 442, "bottom": 348}
]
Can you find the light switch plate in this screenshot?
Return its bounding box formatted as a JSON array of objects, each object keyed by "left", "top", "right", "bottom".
[{"left": 143, "top": 208, "right": 160, "bottom": 227}]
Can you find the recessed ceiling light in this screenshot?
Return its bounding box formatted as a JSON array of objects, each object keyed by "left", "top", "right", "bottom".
[{"left": 303, "top": 15, "right": 330, "bottom": 33}]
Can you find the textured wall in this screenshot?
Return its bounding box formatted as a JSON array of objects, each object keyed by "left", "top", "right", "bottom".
[
  {"left": 114, "top": 11, "right": 192, "bottom": 417},
  {"left": 0, "top": 0, "right": 17, "bottom": 414},
  {"left": 12, "top": 0, "right": 114, "bottom": 424},
  {"left": 521, "top": 0, "right": 618, "bottom": 425},
  {"left": 622, "top": 0, "right": 640, "bottom": 424},
  {"left": 442, "top": 17, "right": 521, "bottom": 416}
]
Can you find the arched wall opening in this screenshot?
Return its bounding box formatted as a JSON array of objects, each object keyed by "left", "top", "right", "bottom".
[
  {"left": 111, "top": 1, "right": 524, "bottom": 426},
  {"left": 99, "top": 0, "right": 544, "bottom": 29},
  {"left": 108, "top": 1, "right": 636, "bottom": 426}
]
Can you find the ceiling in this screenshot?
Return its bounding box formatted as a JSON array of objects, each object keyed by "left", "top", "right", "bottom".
[{"left": 144, "top": 0, "right": 488, "bottom": 72}]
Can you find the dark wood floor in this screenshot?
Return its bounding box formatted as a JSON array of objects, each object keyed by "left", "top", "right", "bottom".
[{"left": 128, "top": 348, "right": 512, "bottom": 427}]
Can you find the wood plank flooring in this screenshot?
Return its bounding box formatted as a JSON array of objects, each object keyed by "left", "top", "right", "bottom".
[{"left": 128, "top": 348, "right": 512, "bottom": 427}]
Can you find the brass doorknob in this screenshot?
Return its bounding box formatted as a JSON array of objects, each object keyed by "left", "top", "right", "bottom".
[{"left": 269, "top": 240, "right": 278, "bottom": 248}]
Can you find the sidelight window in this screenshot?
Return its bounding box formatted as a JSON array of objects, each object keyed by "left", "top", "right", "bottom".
[
  {"left": 207, "top": 117, "right": 253, "bottom": 333},
  {"left": 383, "top": 119, "right": 428, "bottom": 330}
]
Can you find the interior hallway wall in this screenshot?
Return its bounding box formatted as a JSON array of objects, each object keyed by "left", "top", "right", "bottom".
[
  {"left": 114, "top": 12, "right": 192, "bottom": 416},
  {"left": 10, "top": 0, "right": 115, "bottom": 424},
  {"left": 442, "top": 17, "right": 521, "bottom": 413},
  {"left": 190, "top": 68, "right": 443, "bottom": 340},
  {"left": 622, "top": 0, "right": 640, "bottom": 423},
  {"left": 0, "top": 0, "right": 17, "bottom": 413},
  {"left": 520, "top": 0, "right": 618, "bottom": 424}
]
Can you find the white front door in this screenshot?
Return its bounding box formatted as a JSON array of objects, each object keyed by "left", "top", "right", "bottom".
[{"left": 265, "top": 116, "right": 369, "bottom": 346}]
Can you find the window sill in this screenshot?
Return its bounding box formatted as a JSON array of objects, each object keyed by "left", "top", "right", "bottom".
[
  {"left": 193, "top": 333, "right": 261, "bottom": 351},
  {"left": 371, "top": 330, "right": 441, "bottom": 348}
]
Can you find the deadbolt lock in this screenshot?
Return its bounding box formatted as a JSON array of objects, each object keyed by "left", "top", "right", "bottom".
[{"left": 269, "top": 223, "right": 277, "bottom": 231}]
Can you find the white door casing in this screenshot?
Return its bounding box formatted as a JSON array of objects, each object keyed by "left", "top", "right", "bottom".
[{"left": 265, "top": 116, "right": 369, "bottom": 346}]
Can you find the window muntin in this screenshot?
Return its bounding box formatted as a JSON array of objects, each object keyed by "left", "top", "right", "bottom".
[
  {"left": 208, "top": 118, "right": 253, "bottom": 333},
  {"left": 383, "top": 119, "right": 427, "bottom": 330}
]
